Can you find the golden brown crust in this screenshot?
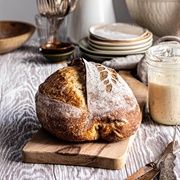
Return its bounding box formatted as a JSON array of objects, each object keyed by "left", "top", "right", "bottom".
[
  {"left": 39, "top": 65, "right": 86, "bottom": 109},
  {"left": 35, "top": 58, "right": 141, "bottom": 142}
]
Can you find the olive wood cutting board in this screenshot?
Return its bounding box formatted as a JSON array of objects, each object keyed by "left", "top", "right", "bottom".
[{"left": 22, "top": 70, "right": 148, "bottom": 170}]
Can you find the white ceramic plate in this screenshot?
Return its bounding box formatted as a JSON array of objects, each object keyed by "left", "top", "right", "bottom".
[
  {"left": 88, "top": 31, "right": 153, "bottom": 47},
  {"left": 88, "top": 38, "right": 153, "bottom": 51},
  {"left": 88, "top": 43, "right": 152, "bottom": 54},
  {"left": 89, "top": 23, "right": 148, "bottom": 41},
  {"left": 79, "top": 37, "right": 151, "bottom": 56}
]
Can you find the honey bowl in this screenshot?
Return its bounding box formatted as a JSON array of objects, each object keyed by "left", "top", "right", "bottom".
[
  {"left": 39, "top": 41, "right": 73, "bottom": 54},
  {"left": 39, "top": 41, "right": 75, "bottom": 62}
]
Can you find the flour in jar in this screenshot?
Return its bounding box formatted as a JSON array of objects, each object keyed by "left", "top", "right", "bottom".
[{"left": 148, "top": 76, "right": 180, "bottom": 125}]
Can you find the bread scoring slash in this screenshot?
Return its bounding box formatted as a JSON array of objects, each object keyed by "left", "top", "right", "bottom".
[{"left": 35, "top": 58, "right": 141, "bottom": 142}]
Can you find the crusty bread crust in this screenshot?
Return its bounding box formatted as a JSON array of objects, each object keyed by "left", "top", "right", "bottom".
[
  {"left": 39, "top": 65, "right": 86, "bottom": 109},
  {"left": 36, "top": 58, "right": 141, "bottom": 142}
]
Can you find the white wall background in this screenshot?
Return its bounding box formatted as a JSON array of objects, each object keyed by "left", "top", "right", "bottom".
[{"left": 0, "top": 0, "right": 133, "bottom": 39}]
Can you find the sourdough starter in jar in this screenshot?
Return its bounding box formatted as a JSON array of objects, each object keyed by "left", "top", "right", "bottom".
[{"left": 146, "top": 44, "right": 180, "bottom": 125}]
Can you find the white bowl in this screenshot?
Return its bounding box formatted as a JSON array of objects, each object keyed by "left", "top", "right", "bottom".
[{"left": 125, "top": 0, "right": 180, "bottom": 37}]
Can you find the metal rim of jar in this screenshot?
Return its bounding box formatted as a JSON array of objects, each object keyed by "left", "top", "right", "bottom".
[{"left": 146, "top": 44, "right": 180, "bottom": 69}]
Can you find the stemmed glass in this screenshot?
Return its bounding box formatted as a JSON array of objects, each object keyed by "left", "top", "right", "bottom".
[{"left": 36, "top": 0, "right": 78, "bottom": 43}]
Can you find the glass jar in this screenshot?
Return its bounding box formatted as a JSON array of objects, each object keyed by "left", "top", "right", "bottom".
[{"left": 146, "top": 44, "right": 180, "bottom": 125}]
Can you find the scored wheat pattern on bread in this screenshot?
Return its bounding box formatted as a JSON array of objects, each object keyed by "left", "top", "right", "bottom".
[{"left": 96, "top": 64, "right": 119, "bottom": 93}]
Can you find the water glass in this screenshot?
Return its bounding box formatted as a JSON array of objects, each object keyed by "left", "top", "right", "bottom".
[{"left": 35, "top": 14, "right": 67, "bottom": 45}]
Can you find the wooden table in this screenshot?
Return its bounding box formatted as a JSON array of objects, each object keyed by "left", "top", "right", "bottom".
[{"left": 0, "top": 40, "right": 179, "bottom": 180}]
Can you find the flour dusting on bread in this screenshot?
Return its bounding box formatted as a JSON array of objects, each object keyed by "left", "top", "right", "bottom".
[{"left": 36, "top": 58, "right": 141, "bottom": 142}]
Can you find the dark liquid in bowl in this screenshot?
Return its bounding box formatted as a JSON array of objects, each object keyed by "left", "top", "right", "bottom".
[{"left": 39, "top": 42, "right": 73, "bottom": 54}]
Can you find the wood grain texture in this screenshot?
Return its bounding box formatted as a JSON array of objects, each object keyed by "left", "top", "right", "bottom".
[
  {"left": 0, "top": 40, "right": 180, "bottom": 180},
  {"left": 22, "top": 128, "right": 136, "bottom": 170}
]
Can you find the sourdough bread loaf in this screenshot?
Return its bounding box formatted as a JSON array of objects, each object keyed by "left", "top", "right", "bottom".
[{"left": 35, "top": 58, "right": 141, "bottom": 142}]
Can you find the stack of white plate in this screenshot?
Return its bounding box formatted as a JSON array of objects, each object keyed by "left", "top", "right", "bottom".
[{"left": 79, "top": 23, "right": 153, "bottom": 62}]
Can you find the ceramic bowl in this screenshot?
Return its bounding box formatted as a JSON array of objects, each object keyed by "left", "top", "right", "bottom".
[
  {"left": 39, "top": 42, "right": 73, "bottom": 54},
  {"left": 39, "top": 41, "right": 75, "bottom": 63},
  {"left": 125, "top": 0, "right": 180, "bottom": 37},
  {"left": 41, "top": 47, "right": 75, "bottom": 63},
  {"left": 0, "top": 21, "right": 35, "bottom": 54}
]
